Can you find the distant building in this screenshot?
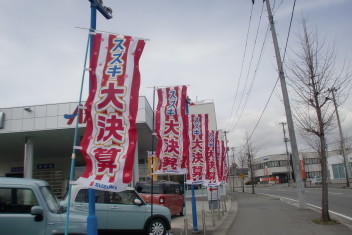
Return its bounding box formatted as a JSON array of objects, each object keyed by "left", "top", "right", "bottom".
[{"left": 252, "top": 151, "right": 352, "bottom": 184}]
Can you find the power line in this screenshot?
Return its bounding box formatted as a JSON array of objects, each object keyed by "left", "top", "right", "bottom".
[
  {"left": 225, "top": 3, "right": 254, "bottom": 131},
  {"left": 228, "top": 2, "right": 266, "bottom": 132},
  {"left": 227, "top": 0, "right": 287, "bottom": 132},
  {"left": 235, "top": 0, "right": 297, "bottom": 154},
  {"left": 230, "top": 25, "right": 270, "bottom": 132}
]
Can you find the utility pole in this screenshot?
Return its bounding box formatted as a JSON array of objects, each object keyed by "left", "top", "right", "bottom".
[
  {"left": 265, "top": 0, "right": 307, "bottom": 208},
  {"left": 231, "top": 147, "right": 236, "bottom": 192},
  {"left": 280, "top": 122, "right": 292, "bottom": 186},
  {"left": 328, "top": 87, "right": 351, "bottom": 187},
  {"left": 224, "top": 131, "right": 230, "bottom": 183}
]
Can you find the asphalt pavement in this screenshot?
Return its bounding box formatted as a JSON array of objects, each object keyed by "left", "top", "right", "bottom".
[{"left": 170, "top": 186, "right": 352, "bottom": 235}]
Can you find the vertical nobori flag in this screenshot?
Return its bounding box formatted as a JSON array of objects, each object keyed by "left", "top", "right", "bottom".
[
  {"left": 186, "top": 114, "right": 208, "bottom": 184},
  {"left": 204, "top": 130, "right": 219, "bottom": 186},
  {"left": 155, "top": 85, "right": 189, "bottom": 175},
  {"left": 77, "top": 33, "right": 145, "bottom": 192},
  {"left": 215, "top": 131, "right": 226, "bottom": 184}
]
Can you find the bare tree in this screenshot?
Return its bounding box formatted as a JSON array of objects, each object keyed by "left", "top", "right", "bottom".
[
  {"left": 236, "top": 151, "right": 247, "bottom": 192},
  {"left": 286, "top": 18, "right": 351, "bottom": 222},
  {"left": 243, "top": 135, "right": 256, "bottom": 194}
]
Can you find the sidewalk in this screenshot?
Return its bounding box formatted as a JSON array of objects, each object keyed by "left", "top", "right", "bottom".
[
  {"left": 170, "top": 193, "right": 233, "bottom": 235},
  {"left": 229, "top": 191, "right": 352, "bottom": 235},
  {"left": 169, "top": 187, "right": 352, "bottom": 235}
]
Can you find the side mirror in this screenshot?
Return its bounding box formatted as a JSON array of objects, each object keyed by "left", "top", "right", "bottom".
[
  {"left": 31, "top": 206, "right": 43, "bottom": 215},
  {"left": 31, "top": 206, "right": 44, "bottom": 222},
  {"left": 133, "top": 198, "right": 142, "bottom": 206}
]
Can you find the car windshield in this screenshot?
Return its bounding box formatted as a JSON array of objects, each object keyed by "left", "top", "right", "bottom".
[
  {"left": 136, "top": 183, "right": 164, "bottom": 194},
  {"left": 40, "top": 186, "right": 64, "bottom": 214}
]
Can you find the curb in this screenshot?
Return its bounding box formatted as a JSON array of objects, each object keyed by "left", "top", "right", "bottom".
[{"left": 212, "top": 196, "right": 238, "bottom": 235}]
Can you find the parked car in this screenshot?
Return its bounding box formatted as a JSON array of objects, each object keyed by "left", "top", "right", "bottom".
[
  {"left": 61, "top": 184, "right": 171, "bottom": 235},
  {"left": 135, "top": 181, "right": 184, "bottom": 216},
  {"left": 311, "top": 176, "right": 322, "bottom": 185},
  {"left": 0, "top": 177, "right": 86, "bottom": 235}
]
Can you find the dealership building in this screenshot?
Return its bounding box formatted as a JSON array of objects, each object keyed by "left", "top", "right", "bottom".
[{"left": 0, "top": 98, "right": 217, "bottom": 198}]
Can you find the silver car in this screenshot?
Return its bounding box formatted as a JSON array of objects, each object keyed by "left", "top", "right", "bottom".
[{"left": 61, "top": 184, "right": 171, "bottom": 235}]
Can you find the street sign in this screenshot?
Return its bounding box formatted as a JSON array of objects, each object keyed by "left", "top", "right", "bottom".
[{"left": 240, "top": 173, "right": 244, "bottom": 178}]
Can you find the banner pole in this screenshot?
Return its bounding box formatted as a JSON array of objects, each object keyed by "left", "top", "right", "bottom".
[
  {"left": 86, "top": 3, "right": 98, "bottom": 235},
  {"left": 184, "top": 174, "right": 188, "bottom": 235},
  {"left": 191, "top": 184, "right": 199, "bottom": 232},
  {"left": 64, "top": 33, "right": 90, "bottom": 235},
  {"left": 151, "top": 86, "right": 156, "bottom": 218}
]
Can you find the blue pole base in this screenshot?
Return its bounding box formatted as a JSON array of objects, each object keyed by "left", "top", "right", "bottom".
[
  {"left": 191, "top": 185, "right": 199, "bottom": 232},
  {"left": 87, "top": 215, "right": 98, "bottom": 235},
  {"left": 87, "top": 189, "right": 98, "bottom": 235}
]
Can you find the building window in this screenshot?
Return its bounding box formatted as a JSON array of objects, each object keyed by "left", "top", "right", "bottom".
[
  {"left": 278, "top": 160, "right": 287, "bottom": 167},
  {"left": 332, "top": 164, "right": 346, "bottom": 179},
  {"left": 305, "top": 158, "right": 320, "bottom": 165},
  {"left": 306, "top": 171, "right": 321, "bottom": 178}
]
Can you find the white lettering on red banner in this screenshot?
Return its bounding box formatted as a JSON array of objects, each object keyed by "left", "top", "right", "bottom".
[{"left": 77, "top": 33, "right": 145, "bottom": 192}]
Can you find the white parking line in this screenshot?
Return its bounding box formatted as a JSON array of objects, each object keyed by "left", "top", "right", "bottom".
[
  {"left": 258, "top": 193, "right": 352, "bottom": 222},
  {"left": 328, "top": 192, "right": 342, "bottom": 195}
]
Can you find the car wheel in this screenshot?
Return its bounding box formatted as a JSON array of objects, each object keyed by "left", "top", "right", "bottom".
[{"left": 147, "top": 218, "right": 167, "bottom": 235}]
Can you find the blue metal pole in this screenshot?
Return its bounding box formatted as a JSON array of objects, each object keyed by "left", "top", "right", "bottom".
[
  {"left": 183, "top": 174, "right": 187, "bottom": 216},
  {"left": 64, "top": 34, "right": 90, "bottom": 235},
  {"left": 87, "top": 3, "right": 98, "bottom": 235},
  {"left": 191, "top": 184, "right": 198, "bottom": 232}
]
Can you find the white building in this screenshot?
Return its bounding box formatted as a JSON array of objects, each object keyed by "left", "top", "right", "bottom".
[{"left": 252, "top": 151, "right": 352, "bottom": 184}]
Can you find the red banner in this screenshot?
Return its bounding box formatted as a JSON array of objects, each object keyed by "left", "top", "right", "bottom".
[
  {"left": 186, "top": 114, "right": 208, "bottom": 184},
  {"left": 216, "top": 131, "right": 228, "bottom": 184},
  {"left": 154, "top": 85, "right": 189, "bottom": 175},
  {"left": 77, "top": 33, "right": 145, "bottom": 192},
  {"left": 204, "top": 130, "right": 219, "bottom": 186}
]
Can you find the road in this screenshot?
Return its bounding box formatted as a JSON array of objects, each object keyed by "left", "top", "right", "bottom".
[
  {"left": 227, "top": 191, "right": 352, "bottom": 235},
  {"left": 253, "top": 184, "right": 352, "bottom": 219}
]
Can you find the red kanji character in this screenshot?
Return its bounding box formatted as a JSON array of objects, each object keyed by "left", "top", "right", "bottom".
[
  {"left": 208, "top": 160, "right": 216, "bottom": 171},
  {"left": 93, "top": 147, "right": 122, "bottom": 176},
  {"left": 192, "top": 138, "right": 203, "bottom": 150},
  {"left": 96, "top": 113, "right": 125, "bottom": 143},
  {"left": 162, "top": 156, "right": 178, "bottom": 170},
  {"left": 192, "top": 152, "right": 203, "bottom": 164},
  {"left": 163, "top": 138, "right": 180, "bottom": 155},
  {"left": 163, "top": 119, "right": 180, "bottom": 136},
  {"left": 97, "top": 82, "right": 126, "bottom": 112},
  {"left": 192, "top": 166, "right": 203, "bottom": 179}
]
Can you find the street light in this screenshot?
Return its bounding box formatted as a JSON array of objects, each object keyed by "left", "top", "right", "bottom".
[
  {"left": 86, "top": 2, "right": 113, "bottom": 235},
  {"left": 65, "top": 2, "right": 113, "bottom": 235},
  {"left": 89, "top": 0, "right": 113, "bottom": 19}
]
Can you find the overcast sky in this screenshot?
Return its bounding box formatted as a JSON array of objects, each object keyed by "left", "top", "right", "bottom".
[{"left": 1, "top": 0, "right": 351, "bottom": 160}]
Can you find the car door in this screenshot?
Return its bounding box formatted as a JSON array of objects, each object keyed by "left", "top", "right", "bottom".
[
  {"left": 73, "top": 188, "right": 108, "bottom": 229},
  {"left": 164, "top": 184, "right": 176, "bottom": 215},
  {"left": 0, "top": 187, "right": 46, "bottom": 235},
  {"left": 174, "top": 184, "right": 184, "bottom": 214},
  {"left": 107, "top": 190, "right": 146, "bottom": 230}
]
